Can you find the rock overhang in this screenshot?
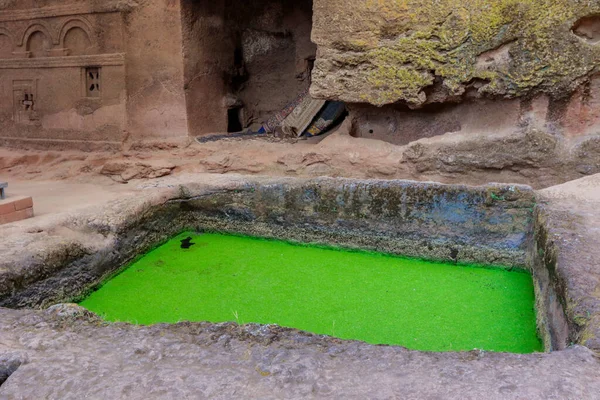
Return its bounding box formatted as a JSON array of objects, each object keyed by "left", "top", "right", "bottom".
[{"left": 310, "top": 0, "right": 600, "bottom": 107}]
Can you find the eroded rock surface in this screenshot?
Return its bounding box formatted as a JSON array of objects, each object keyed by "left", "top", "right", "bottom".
[
  {"left": 537, "top": 175, "right": 600, "bottom": 350},
  {"left": 0, "top": 307, "right": 599, "bottom": 399},
  {"left": 312, "top": 0, "right": 600, "bottom": 107},
  {"left": 100, "top": 161, "right": 176, "bottom": 183}
]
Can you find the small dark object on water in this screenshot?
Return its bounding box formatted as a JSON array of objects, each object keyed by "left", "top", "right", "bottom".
[
  {"left": 450, "top": 248, "right": 459, "bottom": 261},
  {"left": 180, "top": 237, "right": 195, "bottom": 249}
]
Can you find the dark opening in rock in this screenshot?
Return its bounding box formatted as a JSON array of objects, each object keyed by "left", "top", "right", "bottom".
[
  {"left": 227, "top": 107, "right": 243, "bottom": 132},
  {"left": 0, "top": 354, "right": 23, "bottom": 388}
]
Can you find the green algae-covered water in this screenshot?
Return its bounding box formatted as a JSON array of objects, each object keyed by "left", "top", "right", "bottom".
[{"left": 79, "top": 232, "right": 542, "bottom": 353}]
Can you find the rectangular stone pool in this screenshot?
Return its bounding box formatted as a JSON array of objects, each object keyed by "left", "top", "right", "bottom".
[{"left": 79, "top": 232, "right": 542, "bottom": 353}]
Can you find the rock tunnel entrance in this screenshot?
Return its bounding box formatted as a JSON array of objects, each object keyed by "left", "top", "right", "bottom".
[{"left": 181, "top": 0, "right": 316, "bottom": 135}]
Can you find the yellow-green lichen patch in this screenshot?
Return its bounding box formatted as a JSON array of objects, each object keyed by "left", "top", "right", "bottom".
[{"left": 312, "top": 0, "right": 600, "bottom": 106}]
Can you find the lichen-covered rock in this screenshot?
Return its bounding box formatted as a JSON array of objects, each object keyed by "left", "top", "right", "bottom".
[
  {"left": 311, "top": 0, "right": 600, "bottom": 107},
  {"left": 45, "top": 303, "right": 102, "bottom": 322}
]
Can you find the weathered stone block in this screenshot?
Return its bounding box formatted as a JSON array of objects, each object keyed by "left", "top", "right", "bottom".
[
  {"left": 0, "top": 207, "right": 34, "bottom": 225},
  {"left": 0, "top": 196, "right": 34, "bottom": 225},
  {"left": 13, "top": 197, "right": 33, "bottom": 211}
]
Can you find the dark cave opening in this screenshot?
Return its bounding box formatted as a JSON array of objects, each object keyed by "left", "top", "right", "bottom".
[{"left": 227, "top": 107, "right": 243, "bottom": 133}]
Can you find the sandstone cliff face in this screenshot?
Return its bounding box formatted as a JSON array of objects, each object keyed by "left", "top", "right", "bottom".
[{"left": 311, "top": 0, "right": 600, "bottom": 107}]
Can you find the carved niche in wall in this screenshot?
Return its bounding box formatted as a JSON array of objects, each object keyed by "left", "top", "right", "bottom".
[
  {"left": 17, "top": 17, "right": 96, "bottom": 57},
  {"left": 60, "top": 18, "right": 95, "bottom": 56}
]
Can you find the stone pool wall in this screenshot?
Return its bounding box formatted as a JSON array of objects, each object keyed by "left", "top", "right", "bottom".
[
  {"left": 0, "top": 176, "right": 555, "bottom": 346},
  {"left": 530, "top": 202, "right": 600, "bottom": 352},
  {"left": 530, "top": 207, "right": 569, "bottom": 352},
  {"left": 0, "top": 177, "right": 535, "bottom": 306},
  {"left": 178, "top": 178, "right": 535, "bottom": 268}
]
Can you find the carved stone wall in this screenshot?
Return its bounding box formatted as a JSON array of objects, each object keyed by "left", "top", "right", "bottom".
[
  {"left": 0, "top": 2, "right": 126, "bottom": 146},
  {"left": 124, "top": 0, "right": 188, "bottom": 142},
  {"left": 0, "top": 0, "right": 188, "bottom": 148},
  {"left": 180, "top": 0, "right": 315, "bottom": 136}
]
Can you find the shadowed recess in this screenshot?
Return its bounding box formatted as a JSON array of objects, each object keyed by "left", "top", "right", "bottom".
[{"left": 79, "top": 232, "right": 542, "bottom": 353}]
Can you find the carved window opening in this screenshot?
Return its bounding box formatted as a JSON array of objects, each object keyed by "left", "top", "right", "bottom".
[
  {"left": 22, "top": 93, "right": 34, "bottom": 111},
  {"left": 13, "top": 79, "right": 39, "bottom": 125},
  {"left": 85, "top": 67, "right": 101, "bottom": 97}
]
